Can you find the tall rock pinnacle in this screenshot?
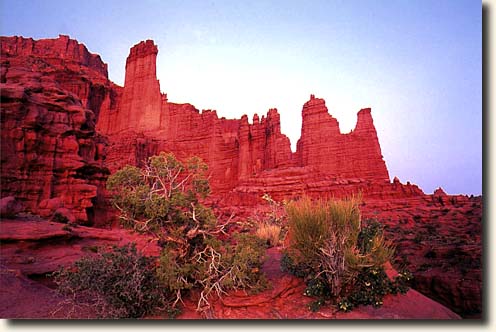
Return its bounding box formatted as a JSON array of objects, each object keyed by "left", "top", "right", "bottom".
[
  {"left": 119, "top": 40, "right": 162, "bottom": 132},
  {"left": 297, "top": 95, "right": 389, "bottom": 182}
]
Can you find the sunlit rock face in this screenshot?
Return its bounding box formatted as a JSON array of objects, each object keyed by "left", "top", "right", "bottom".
[{"left": 100, "top": 41, "right": 390, "bottom": 197}]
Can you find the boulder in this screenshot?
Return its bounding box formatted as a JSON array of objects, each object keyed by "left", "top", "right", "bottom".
[{"left": 0, "top": 196, "right": 24, "bottom": 217}]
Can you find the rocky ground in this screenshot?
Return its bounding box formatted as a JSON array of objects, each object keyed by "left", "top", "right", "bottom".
[
  {"left": 362, "top": 195, "right": 482, "bottom": 318},
  {"left": 0, "top": 216, "right": 460, "bottom": 319}
]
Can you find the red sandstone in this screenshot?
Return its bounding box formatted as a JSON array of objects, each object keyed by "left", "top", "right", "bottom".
[{"left": 0, "top": 35, "right": 482, "bottom": 318}]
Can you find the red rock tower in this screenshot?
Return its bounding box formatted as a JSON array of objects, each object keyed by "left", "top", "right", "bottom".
[
  {"left": 118, "top": 40, "right": 162, "bottom": 132},
  {"left": 297, "top": 95, "right": 389, "bottom": 182}
]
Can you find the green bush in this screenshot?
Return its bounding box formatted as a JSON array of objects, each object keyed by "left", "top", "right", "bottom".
[
  {"left": 157, "top": 233, "right": 268, "bottom": 311},
  {"left": 106, "top": 152, "right": 212, "bottom": 233},
  {"left": 337, "top": 267, "right": 413, "bottom": 312},
  {"left": 282, "top": 197, "right": 405, "bottom": 312},
  {"left": 53, "top": 244, "right": 168, "bottom": 318},
  {"left": 107, "top": 152, "right": 269, "bottom": 312}
]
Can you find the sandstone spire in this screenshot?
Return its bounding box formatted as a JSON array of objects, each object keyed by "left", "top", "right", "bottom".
[
  {"left": 297, "top": 95, "right": 389, "bottom": 182},
  {"left": 118, "top": 40, "right": 162, "bottom": 132}
]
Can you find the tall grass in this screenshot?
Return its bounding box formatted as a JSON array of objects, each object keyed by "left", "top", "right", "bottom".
[
  {"left": 255, "top": 223, "right": 281, "bottom": 247},
  {"left": 285, "top": 196, "right": 394, "bottom": 298}
]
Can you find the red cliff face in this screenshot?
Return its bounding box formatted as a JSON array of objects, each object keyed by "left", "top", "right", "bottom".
[
  {"left": 97, "top": 40, "right": 162, "bottom": 134},
  {"left": 101, "top": 40, "right": 297, "bottom": 193},
  {"left": 296, "top": 95, "right": 389, "bottom": 182},
  {"left": 101, "top": 41, "right": 389, "bottom": 196},
  {"left": 0, "top": 36, "right": 112, "bottom": 224},
  {"left": 1, "top": 35, "right": 108, "bottom": 77}
]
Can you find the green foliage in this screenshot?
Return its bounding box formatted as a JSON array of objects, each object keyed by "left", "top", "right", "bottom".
[
  {"left": 106, "top": 152, "right": 212, "bottom": 233},
  {"left": 52, "top": 211, "right": 70, "bottom": 224},
  {"left": 284, "top": 197, "right": 366, "bottom": 298},
  {"left": 282, "top": 197, "right": 403, "bottom": 312},
  {"left": 337, "top": 267, "right": 413, "bottom": 312},
  {"left": 53, "top": 244, "right": 168, "bottom": 318},
  {"left": 226, "top": 234, "right": 269, "bottom": 293},
  {"left": 61, "top": 224, "right": 72, "bottom": 232},
  {"left": 107, "top": 152, "right": 268, "bottom": 313},
  {"left": 157, "top": 233, "right": 268, "bottom": 311},
  {"left": 252, "top": 194, "right": 287, "bottom": 247}
]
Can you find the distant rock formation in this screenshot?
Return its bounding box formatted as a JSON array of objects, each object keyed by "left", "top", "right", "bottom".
[
  {"left": 98, "top": 39, "right": 390, "bottom": 198},
  {"left": 296, "top": 96, "right": 389, "bottom": 181}
]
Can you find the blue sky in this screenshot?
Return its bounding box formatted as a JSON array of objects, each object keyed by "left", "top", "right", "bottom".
[{"left": 1, "top": 0, "right": 482, "bottom": 195}]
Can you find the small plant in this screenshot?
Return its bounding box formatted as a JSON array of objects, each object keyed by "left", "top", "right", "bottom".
[
  {"left": 53, "top": 212, "right": 70, "bottom": 224},
  {"left": 62, "top": 224, "right": 72, "bottom": 232},
  {"left": 261, "top": 193, "right": 286, "bottom": 224},
  {"left": 282, "top": 197, "right": 403, "bottom": 312},
  {"left": 337, "top": 267, "right": 412, "bottom": 311},
  {"left": 53, "top": 243, "right": 168, "bottom": 318},
  {"left": 83, "top": 245, "right": 99, "bottom": 253},
  {"left": 256, "top": 223, "right": 281, "bottom": 247}
]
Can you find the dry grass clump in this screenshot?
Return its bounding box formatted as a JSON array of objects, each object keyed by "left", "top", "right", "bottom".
[
  {"left": 282, "top": 196, "right": 400, "bottom": 311},
  {"left": 256, "top": 223, "right": 281, "bottom": 247}
]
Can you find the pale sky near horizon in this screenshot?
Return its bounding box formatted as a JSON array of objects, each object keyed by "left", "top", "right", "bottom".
[{"left": 1, "top": 0, "right": 482, "bottom": 195}]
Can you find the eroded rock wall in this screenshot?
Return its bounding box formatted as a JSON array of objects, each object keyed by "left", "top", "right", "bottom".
[
  {"left": 0, "top": 36, "right": 113, "bottom": 224},
  {"left": 100, "top": 41, "right": 389, "bottom": 195}
]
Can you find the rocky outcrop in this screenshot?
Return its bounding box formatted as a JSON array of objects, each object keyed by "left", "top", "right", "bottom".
[
  {"left": 99, "top": 41, "right": 389, "bottom": 195},
  {"left": 296, "top": 95, "right": 389, "bottom": 182},
  {"left": 0, "top": 218, "right": 160, "bottom": 276},
  {"left": 0, "top": 196, "right": 25, "bottom": 218},
  {"left": 176, "top": 248, "right": 460, "bottom": 319},
  {"left": 1, "top": 35, "right": 107, "bottom": 77},
  {"left": 97, "top": 40, "right": 161, "bottom": 133},
  {"left": 0, "top": 36, "right": 113, "bottom": 224},
  {"left": 0, "top": 222, "right": 460, "bottom": 319},
  {"left": 99, "top": 40, "right": 298, "bottom": 192},
  {"left": 360, "top": 192, "right": 482, "bottom": 318}
]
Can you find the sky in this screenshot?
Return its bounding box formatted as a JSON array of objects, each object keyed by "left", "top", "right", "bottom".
[{"left": 0, "top": 0, "right": 482, "bottom": 195}]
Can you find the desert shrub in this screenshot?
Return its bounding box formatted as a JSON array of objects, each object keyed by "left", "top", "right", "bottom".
[
  {"left": 251, "top": 194, "right": 287, "bottom": 247},
  {"left": 157, "top": 233, "right": 268, "bottom": 311},
  {"left": 282, "top": 197, "right": 404, "bottom": 312},
  {"left": 261, "top": 193, "right": 286, "bottom": 224},
  {"left": 107, "top": 152, "right": 268, "bottom": 312},
  {"left": 53, "top": 243, "right": 168, "bottom": 318},
  {"left": 256, "top": 223, "right": 281, "bottom": 247},
  {"left": 106, "top": 153, "right": 212, "bottom": 234},
  {"left": 52, "top": 211, "right": 70, "bottom": 224},
  {"left": 226, "top": 234, "right": 269, "bottom": 293},
  {"left": 337, "top": 267, "right": 413, "bottom": 312}
]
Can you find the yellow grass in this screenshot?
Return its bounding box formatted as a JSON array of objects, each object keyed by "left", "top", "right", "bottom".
[{"left": 256, "top": 223, "right": 281, "bottom": 247}]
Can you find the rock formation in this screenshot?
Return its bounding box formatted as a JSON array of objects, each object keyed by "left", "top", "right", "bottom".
[
  {"left": 0, "top": 35, "right": 115, "bottom": 224},
  {"left": 98, "top": 40, "right": 391, "bottom": 199},
  {"left": 0, "top": 35, "right": 482, "bottom": 318},
  {"left": 97, "top": 40, "right": 161, "bottom": 133},
  {"left": 296, "top": 95, "right": 389, "bottom": 181}
]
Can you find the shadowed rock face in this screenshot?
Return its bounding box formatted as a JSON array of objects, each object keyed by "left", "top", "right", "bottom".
[
  {"left": 0, "top": 35, "right": 115, "bottom": 224},
  {"left": 0, "top": 36, "right": 482, "bottom": 318}
]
